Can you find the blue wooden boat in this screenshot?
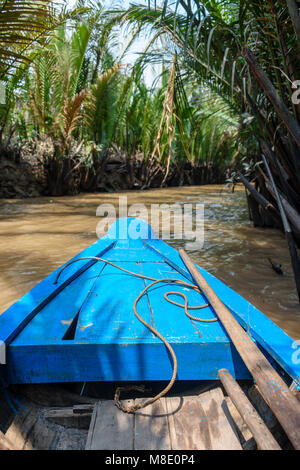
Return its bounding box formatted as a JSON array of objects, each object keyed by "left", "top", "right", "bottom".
[{"left": 0, "top": 217, "right": 299, "bottom": 390}]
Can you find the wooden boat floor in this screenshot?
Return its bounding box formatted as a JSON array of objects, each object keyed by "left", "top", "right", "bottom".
[
  {"left": 1, "top": 381, "right": 294, "bottom": 450},
  {"left": 86, "top": 387, "right": 242, "bottom": 450}
]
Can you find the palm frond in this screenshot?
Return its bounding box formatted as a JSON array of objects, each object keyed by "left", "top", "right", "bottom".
[{"left": 0, "top": 0, "right": 57, "bottom": 77}]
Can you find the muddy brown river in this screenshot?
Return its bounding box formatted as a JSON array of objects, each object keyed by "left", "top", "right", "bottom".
[{"left": 0, "top": 185, "right": 300, "bottom": 339}]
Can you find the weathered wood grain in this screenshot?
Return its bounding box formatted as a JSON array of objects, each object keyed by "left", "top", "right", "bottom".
[
  {"left": 134, "top": 398, "right": 171, "bottom": 450},
  {"left": 199, "top": 388, "right": 242, "bottom": 450},
  {"left": 87, "top": 392, "right": 243, "bottom": 451},
  {"left": 166, "top": 396, "right": 212, "bottom": 450},
  {"left": 86, "top": 400, "right": 134, "bottom": 450},
  {"left": 224, "top": 396, "right": 256, "bottom": 450},
  {"left": 44, "top": 405, "right": 93, "bottom": 429},
  {"left": 218, "top": 369, "right": 280, "bottom": 450}
]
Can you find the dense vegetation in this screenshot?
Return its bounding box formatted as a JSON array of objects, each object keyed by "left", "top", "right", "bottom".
[
  {"left": 113, "top": 0, "right": 300, "bottom": 296},
  {"left": 0, "top": 1, "right": 241, "bottom": 196}
]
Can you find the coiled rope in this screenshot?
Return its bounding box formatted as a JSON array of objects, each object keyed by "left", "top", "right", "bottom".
[{"left": 55, "top": 257, "right": 218, "bottom": 414}]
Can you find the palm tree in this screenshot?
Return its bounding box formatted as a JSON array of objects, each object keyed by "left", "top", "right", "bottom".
[
  {"left": 113, "top": 0, "right": 300, "bottom": 298},
  {"left": 20, "top": 6, "right": 122, "bottom": 195},
  {"left": 113, "top": 1, "right": 300, "bottom": 196},
  {"left": 2, "top": 1, "right": 244, "bottom": 195},
  {"left": 0, "top": 0, "right": 57, "bottom": 78}
]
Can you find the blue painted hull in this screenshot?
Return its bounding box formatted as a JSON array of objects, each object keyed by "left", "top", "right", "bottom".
[{"left": 0, "top": 218, "right": 299, "bottom": 387}]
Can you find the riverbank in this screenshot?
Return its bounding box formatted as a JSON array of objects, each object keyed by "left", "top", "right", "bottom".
[
  {"left": 0, "top": 185, "right": 299, "bottom": 338},
  {"left": 0, "top": 140, "right": 230, "bottom": 198}
]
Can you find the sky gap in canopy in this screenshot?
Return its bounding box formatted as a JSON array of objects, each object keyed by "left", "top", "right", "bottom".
[{"left": 67, "top": 0, "right": 162, "bottom": 87}]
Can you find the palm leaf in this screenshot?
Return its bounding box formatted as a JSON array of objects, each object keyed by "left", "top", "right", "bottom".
[{"left": 0, "top": 0, "right": 57, "bottom": 77}]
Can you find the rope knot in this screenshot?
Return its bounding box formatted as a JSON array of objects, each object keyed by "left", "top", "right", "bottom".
[{"left": 114, "top": 385, "right": 152, "bottom": 414}]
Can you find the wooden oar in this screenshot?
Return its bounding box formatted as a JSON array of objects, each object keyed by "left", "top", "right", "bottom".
[
  {"left": 218, "top": 369, "right": 281, "bottom": 450},
  {"left": 179, "top": 249, "right": 300, "bottom": 450}
]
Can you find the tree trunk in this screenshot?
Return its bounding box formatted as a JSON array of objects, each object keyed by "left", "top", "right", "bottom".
[
  {"left": 242, "top": 46, "right": 300, "bottom": 151},
  {"left": 286, "top": 0, "right": 300, "bottom": 48}
]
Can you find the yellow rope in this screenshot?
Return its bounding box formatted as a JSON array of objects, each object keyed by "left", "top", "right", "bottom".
[{"left": 55, "top": 257, "right": 218, "bottom": 414}]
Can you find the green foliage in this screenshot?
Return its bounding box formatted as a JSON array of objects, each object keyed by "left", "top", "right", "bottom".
[
  {"left": 111, "top": 0, "right": 300, "bottom": 171},
  {"left": 0, "top": 0, "right": 57, "bottom": 78},
  {"left": 1, "top": 0, "right": 242, "bottom": 178},
  {"left": 84, "top": 64, "right": 122, "bottom": 147}
]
